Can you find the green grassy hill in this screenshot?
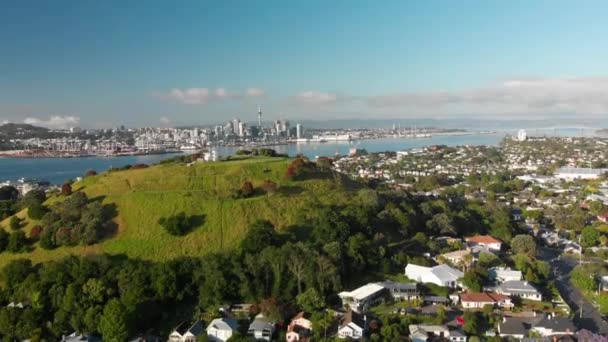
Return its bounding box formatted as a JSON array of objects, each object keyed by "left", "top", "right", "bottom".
[{"left": 0, "top": 157, "right": 357, "bottom": 267}]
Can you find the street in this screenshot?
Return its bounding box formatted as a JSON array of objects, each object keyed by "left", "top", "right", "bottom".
[{"left": 539, "top": 247, "right": 608, "bottom": 334}]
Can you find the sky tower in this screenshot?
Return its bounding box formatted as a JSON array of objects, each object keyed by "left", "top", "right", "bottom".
[{"left": 257, "top": 105, "right": 262, "bottom": 128}]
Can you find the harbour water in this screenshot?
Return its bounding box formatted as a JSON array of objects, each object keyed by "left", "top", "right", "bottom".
[{"left": 0, "top": 133, "right": 506, "bottom": 184}]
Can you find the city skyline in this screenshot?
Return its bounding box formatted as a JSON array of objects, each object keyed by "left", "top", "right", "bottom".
[{"left": 4, "top": 0, "right": 608, "bottom": 128}]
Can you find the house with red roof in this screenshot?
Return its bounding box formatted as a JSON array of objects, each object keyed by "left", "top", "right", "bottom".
[
  {"left": 465, "top": 235, "right": 502, "bottom": 251},
  {"left": 597, "top": 213, "right": 608, "bottom": 223},
  {"left": 459, "top": 292, "right": 512, "bottom": 309}
]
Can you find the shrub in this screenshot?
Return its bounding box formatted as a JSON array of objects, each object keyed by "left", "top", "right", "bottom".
[
  {"left": 240, "top": 181, "right": 255, "bottom": 198},
  {"left": 9, "top": 216, "right": 21, "bottom": 230},
  {"left": 0, "top": 229, "right": 8, "bottom": 252},
  {"left": 158, "top": 213, "right": 195, "bottom": 236},
  {"left": 132, "top": 163, "right": 148, "bottom": 169},
  {"left": 261, "top": 180, "right": 278, "bottom": 194},
  {"left": 28, "top": 203, "right": 48, "bottom": 220},
  {"left": 7, "top": 231, "right": 27, "bottom": 253},
  {"left": 85, "top": 169, "right": 98, "bottom": 177},
  {"left": 29, "top": 225, "right": 43, "bottom": 240},
  {"left": 61, "top": 183, "right": 72, "bottom": 196}
]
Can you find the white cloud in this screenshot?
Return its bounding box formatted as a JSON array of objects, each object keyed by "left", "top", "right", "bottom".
[
  {"left": 24, "top": 115, "right": 80, "bottom": 129},
  {"left": 155, "top": 87, "right": 262, "bottom": 105},
  {"left": 293, "top": 90, "right": 339, "bottom": 105},
  {"left": 367, "top": 77, "right": 608, "bottom": 116},
  {"left": 246, "top": 88, "right": 266, "bottom": 98}
]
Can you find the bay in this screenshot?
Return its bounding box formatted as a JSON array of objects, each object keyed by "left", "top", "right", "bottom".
[{"left": 0, "top": 133, "right": 506, "bottom": 184}]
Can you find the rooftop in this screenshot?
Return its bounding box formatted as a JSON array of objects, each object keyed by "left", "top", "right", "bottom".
[
  {"left": 339, "top": 283, "right": 385, "bottom": 301},
  {"left": 465, "top": 235, "right": 502, "bottom": 244}
]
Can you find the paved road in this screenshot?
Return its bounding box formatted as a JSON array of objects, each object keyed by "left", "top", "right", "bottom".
[{"left": 539, "top": 247, "right": 608, "bottom": 334}]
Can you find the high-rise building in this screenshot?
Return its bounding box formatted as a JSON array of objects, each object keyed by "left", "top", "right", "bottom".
[
  {"left": 258, "top": 105, "right": 262, "bottom": 128},
  {"left": 238, "top": 122, "right": 246, "bottom": 137},
  {"left": 296, "top": 123, "right": 303, "bottom": 139},
  {"left": 517, "top": 129, "right": 527, "bottom": 141}
]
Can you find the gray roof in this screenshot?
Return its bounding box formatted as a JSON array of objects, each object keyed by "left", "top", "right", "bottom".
[
  {"left": 378, "top": 280, "right": 417, "bottom": 291},
  {"left": 535, "top": 316, "right": 576, "bottom": 333},
  {"left": 499, "top": 317, "right": 531, "bottom": 336},
  {"left": 497, "top": 280, "right": 540, "bottom": 295},
  {"left": 248, "top": 315, "right": 274, "bottom": 332}
]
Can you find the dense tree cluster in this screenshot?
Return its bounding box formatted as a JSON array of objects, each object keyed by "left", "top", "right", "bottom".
[{"left": 39, "top": 192, "right": 112, "bottom": 248}]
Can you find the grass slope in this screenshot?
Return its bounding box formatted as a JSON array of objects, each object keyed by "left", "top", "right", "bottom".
[{"left": 0, "top": 157, "right": 356, "bottom": 267}]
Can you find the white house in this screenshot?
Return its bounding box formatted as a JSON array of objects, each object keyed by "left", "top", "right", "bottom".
[
  {"left": 495, "top": 280, "right": 542, "bottom": 301},
  {"left": 488, "top": 267, "right": 523, "bottom": 283},
  {"left": 339, "top": 283, "right": 387, "bottom": 312},
  {"left": 206, "top": 318, "right": 239, "bottom": 342},
  {"left": 405, "top": 264, "right": 464, "bottom": 288},
  {"left": 377, "top": 280, "right": 419, "bottom": 301},
  {"left": 337, "top": 311, "right": 365, "bottom": 340},
  {"left": 247, "top": 314, "right": 274, "bottom": 341},
  {"left": 465, "top": 235, "right": 502, "bottom": 251},
  {"left": 169, "top": 321, "right": 205, "bottom": 342}
]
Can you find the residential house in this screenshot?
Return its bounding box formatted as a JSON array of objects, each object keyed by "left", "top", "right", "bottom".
[
  {"left": 488, "top": 267, "right": 523, "bottom": 283},
  {"left": 339, "top": 283, "right": 387, "bottom": 312},
  {"left": 61, "top": 333, "right": 102, "bottom": 342},
  {"left": 423, "top": 296, "right": 450, "bottom": 306},
  {"left": 448, "top": 329, "right": 466, "bottom": 342},
  {"left": 405, "top": 263, "right": 464, "bottom": 288},
  {"left": 598, "top": 214, "right": 608, "bottom": 223},
  {"left": 459, "top": 292, "right": 512, "bottom": 309},
  {"left": 247, "top": 314, "right": 275, "bottom": 341},
  {"left": 337, "top": 311, "right": 365, "bottom": 340},
  {"left": 531, "top": 315, "right": 576, "bottom": 337},
  {"left": 497, "top": 317, "right": 531, "bottom": 339},
  {"left": 408, "top": 325, "right": 450, "bottom": 342},
  {"left": 495, "top": 280, "right": 542, "bottom": 301},
  {"left": 286, "top": 312, "right": 313, "bottom": 342},
  {"left": 206, "top": 318, "right": 239, "bottom": 342},
  {"left": 377, "top": 280, "right": 419, "bottom": 301},
  {"left": 465, "top": 235, "right": 502, "bottom": 251},
  {"left": 169, "top": 321, "right": 205, "bottom": 342}
]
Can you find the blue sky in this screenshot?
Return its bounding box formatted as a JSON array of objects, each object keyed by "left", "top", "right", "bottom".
[{"left": 2, "top": 0, "right": 608, "bottom": 128}]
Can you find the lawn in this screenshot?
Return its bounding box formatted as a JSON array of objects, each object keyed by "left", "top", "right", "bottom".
[{"left": 0, "top": 157, "right": 357, "bottom": 267}]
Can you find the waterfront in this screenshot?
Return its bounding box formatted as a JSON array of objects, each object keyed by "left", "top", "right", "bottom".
[{"left": 0, "top": 133, "right": 506, "bottom": 184}]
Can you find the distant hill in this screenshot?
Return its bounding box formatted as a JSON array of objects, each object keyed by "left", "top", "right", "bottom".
[
  {"left": 0, "top": 123, "right": 50, "bottom": 136},
  {"left": 0, "top": 157, "right": 360, "bottom": 267}
]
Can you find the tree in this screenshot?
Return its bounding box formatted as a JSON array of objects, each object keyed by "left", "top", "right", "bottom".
[
  {"left": 0, "top": 186, "right": 18, "bottom": 201},
  {"left": 2, "top": 259, "right": 32, "bottom": 289},
  {"left": 0, "top": 229, "right": 8, "bottom": 252},
  {"left": 463, "top": 310, "right": 479, "bottom": 335},
  {"left": 158, "top": 212, "right": 195, "bottom": 236},
  {"left": 9, "top": 216, "right": 21, "bottom": 230},
  {"left": 239, "top": 181, "right": 255, "bottom": 198},
  {"left": 28, "top": 203, "right": 47, "bottom": 220},
  {"left": 510, "top": 234, "right": 536, "bottom": 258},
  {"left": 99, "top": 299, "right": 130, "bottom": 342},
  {"left": 29, "top": 225, "right": 42, "bottom": 240},
  {"left": 461, "top": 268, "right": 486, "bottom": 292},
  {"left": 84, "top": 169, "right": 97, "bottom": 177},
  {"left": 61, "top": 182, "right": 72, "bottom": 196},
  {"left": 7, "top": 231, "right": 26, "bottom": 253},
  {"left": 22, "top": 189, "right": 46, "bottom": 208},
  {"left": 240, "top": 220, "right": 278, "bottom": 255},
  {"left": 261, "top": 180, "right": 278, "bottom": 194},
  {"left": 296, "top": 287, "right": 326, "bottom": 312},
  {"left": 581, "top": 226, "right": 600, "bottom": 248}
]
